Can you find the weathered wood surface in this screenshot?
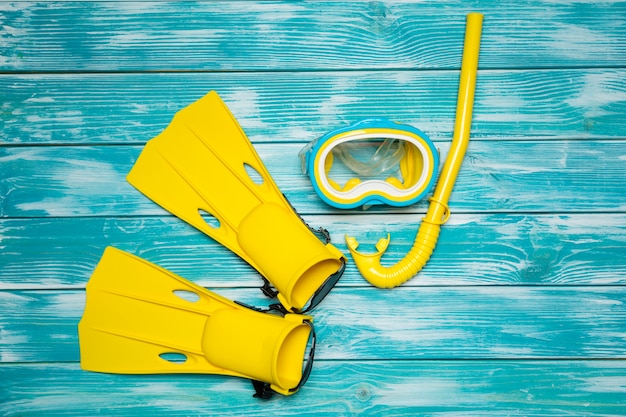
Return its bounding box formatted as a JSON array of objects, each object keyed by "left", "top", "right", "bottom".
[
  {"left": 2, "top": 1, "right": 625, "bottom": 71},
  {"left": 2, "top": 361, "right": 626, "bottom": 416},
  {"left": 1, "top": 0, "right": 626, "bottom": 415},
  {"left": 3, "top": 141, "right": 626, "bottom": 216},
  {"left": 2, "top": 286, "right": 626, "bottom": 363},
  {"left": 2, "top": 213, "right": 626, "bottom": 289},
  {"left": 2, "top": 70, "right": 626, "bottom": 145}
]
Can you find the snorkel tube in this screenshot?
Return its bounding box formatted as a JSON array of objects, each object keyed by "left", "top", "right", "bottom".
[{"left": 346, "top": 13, "right": 484, "bottom": 288}]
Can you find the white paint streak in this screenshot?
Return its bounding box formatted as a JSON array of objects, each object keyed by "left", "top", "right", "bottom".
[
  {"left": 129, "top": 103, "right": 150, "bottom": 114},
  {"left": 375, "top": 381, "right": 464, "bottom": 407},
  {"left": 222, "top": 2, "right": 305, "bottom": 21},
  {"left": 583, "top": 376, "right": 626, "bottom": 393},
  {"left": 127, "top": 381, "right": 188, "bottom": 398},
  {"left": 104, "top": 31, "right": 154, "bottom": 47},
  {"left": 24, "top": 96, "right": 55, "bottom": 103},
  {"left": 0, "top": 328, "right": 29, "bottom": 345},
  {"left": 548, "top": 23, "right": 621, "bottom": 61},
  {"left": 106, "top": 28, "right": 231, "bottom": 51},
  {"left": 284, "top": 126, "right": 315, "bottom": 143},
  {"left": 318, "top": 95, "right": 361, "bottom": 126},
  {"left": 49, "top": 292, "right": 85, "bottom": 317},
  {"left": 221, "top": 88, "right": 268, "bottom": 129},
  {"left": 566, "top": 72, "right": 626, "bottom": 118},
  {"left": 411, "top": 116, "right": 452, "bottom": 137},
  {"left": 101, "top": 2, "right": 162, "bottom": 14},
  {"left": 1, "top": 24, "right": 26, "bottom": 39},
  {"left": 169, "top": 29, "right": 226, "bottom": 40},
  {"left": 22, "top": 109, "right": 85, "bottom": 141},
  {"left": 477, "top": 86, "right": 561, "bottom": 124},
  {"left": 391, "top": 71, "right": 416, "bottom": 85},
  {"left": 14, "top": 153, "right": 130, "bottom": 216},
  {"left": 488, "top": 346, "right": 535, "bottom": 356},
  {"left": 0, "top": 328, "right": 28, "bottom": 362},
  {"left": 550, "top": 214, "right": 626, "bottom": 234},
  {"left": 0, "top": 3, "right": 26, "bottom": 11},
  {"left": 0, "top": 291, "right": 36, "bottom": 307}
]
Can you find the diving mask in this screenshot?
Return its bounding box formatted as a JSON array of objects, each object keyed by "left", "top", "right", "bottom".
[{"left": 299, "top": 119, "right": 439, "bottom": 209}]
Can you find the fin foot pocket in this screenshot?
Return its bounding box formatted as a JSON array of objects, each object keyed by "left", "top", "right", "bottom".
[{"left": 238, "top": 202, "right": 345, "bottom": 312}]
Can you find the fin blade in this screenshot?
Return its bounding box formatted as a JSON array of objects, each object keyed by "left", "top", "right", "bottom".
[
  {"left": 126, "top": 91, "right": 289, "bottom": 271},
  {"left": 78, "top": 247, "right": 232, "bottom": 375}
]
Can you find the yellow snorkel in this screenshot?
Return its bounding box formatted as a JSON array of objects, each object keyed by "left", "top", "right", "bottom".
[{"left": 346, "top": 13, "right": 484, "bottom": 288}]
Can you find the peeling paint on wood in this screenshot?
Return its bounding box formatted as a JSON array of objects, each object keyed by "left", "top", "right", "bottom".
[{"left": 1, "top": 1, "right": 625, "bottom": 414}]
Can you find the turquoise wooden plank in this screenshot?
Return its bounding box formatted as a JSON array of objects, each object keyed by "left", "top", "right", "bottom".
[
  {"left": 1, "top": 0, "right": 625, "bottom": 414},
  {"left": 1, "top": 1, "right": 625, "bottom": 72},
  {"left": 2, "top": 213, "right": 626, "bottom": 289},
  {"left": 1, "top": 361, "right": 625, "bottom": 416},
  {"left": 2, "top": 287, "right": 626, "bottom": 363},
  {"left": 2, "top": 140, "right": 626, "bottom": 217},
  {"left": 2, "top": 69, "right": 626, "bottom": 145}
]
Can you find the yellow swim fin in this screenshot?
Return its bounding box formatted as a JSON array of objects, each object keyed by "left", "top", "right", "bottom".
[
  {"left": 126, "top": 91, "right": 345, "bottom": 313},
  {"left": 78, "top": 247, "right": 316, "bottom": 398}
]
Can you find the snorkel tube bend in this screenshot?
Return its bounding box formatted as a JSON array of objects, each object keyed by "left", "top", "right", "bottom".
[{"left": 346, "top": 13, "right": 484, "bottom": 288}]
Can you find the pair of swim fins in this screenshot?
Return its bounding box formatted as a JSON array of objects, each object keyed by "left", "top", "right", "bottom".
[{"left": 79, "top": 91, "right": 346, "bottom": 397}]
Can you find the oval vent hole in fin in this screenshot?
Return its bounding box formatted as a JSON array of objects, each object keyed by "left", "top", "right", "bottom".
[
  {"left": 199, "top": 209, "right": 220, "bottom": 229},
  {"left": 173, "top": 290, "right": 201, "bottom": 303},
  {"left": 159, "top": 352, "right": 188, "bottom": 364},
  {"left": 244, "top": 163, "right": 264, "bottom": 185}
]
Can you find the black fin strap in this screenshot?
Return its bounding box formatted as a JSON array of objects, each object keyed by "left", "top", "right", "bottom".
[
  {"left": 309, "top": 224, "right": 331, "bottom": 244},
  {"left": 252, "top": 380, "right": 274, "bottom": 399},
  {"left": 260, "top": 278, "right": 279, "bottom": 299},
  {"left": 234, "top": 300, "right": 287, "bottom": 316}
]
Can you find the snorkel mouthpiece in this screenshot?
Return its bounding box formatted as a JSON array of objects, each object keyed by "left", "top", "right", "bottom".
[{"left": 347, "top": 12, "right": 483, "bottom": 288}]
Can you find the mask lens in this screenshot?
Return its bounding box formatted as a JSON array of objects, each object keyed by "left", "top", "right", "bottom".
[{"left": 328, "top": 138, "right": 415, "bottom": 190}]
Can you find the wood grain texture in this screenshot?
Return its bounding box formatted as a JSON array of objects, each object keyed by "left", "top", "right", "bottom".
[
  {"left": 1, "top": 361, "right": 625, "bottom": 416},
  {"left": 2, "top": 213, "right": 626, "bottom": 289},
  {"left": 1, "top": 1, "right": 625, "bottom": 415},
  {"left": 2, "top": 287, "right": 626, "bottom": 363},
  {"left": 2, "top": 69, "right": 625, "bottom": 145},
  {"left": 1, "top": 1, "right": 625, "bottom": 72},
  {"left": 2, "top": 140, "right": 626, "bottom": 217}
]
